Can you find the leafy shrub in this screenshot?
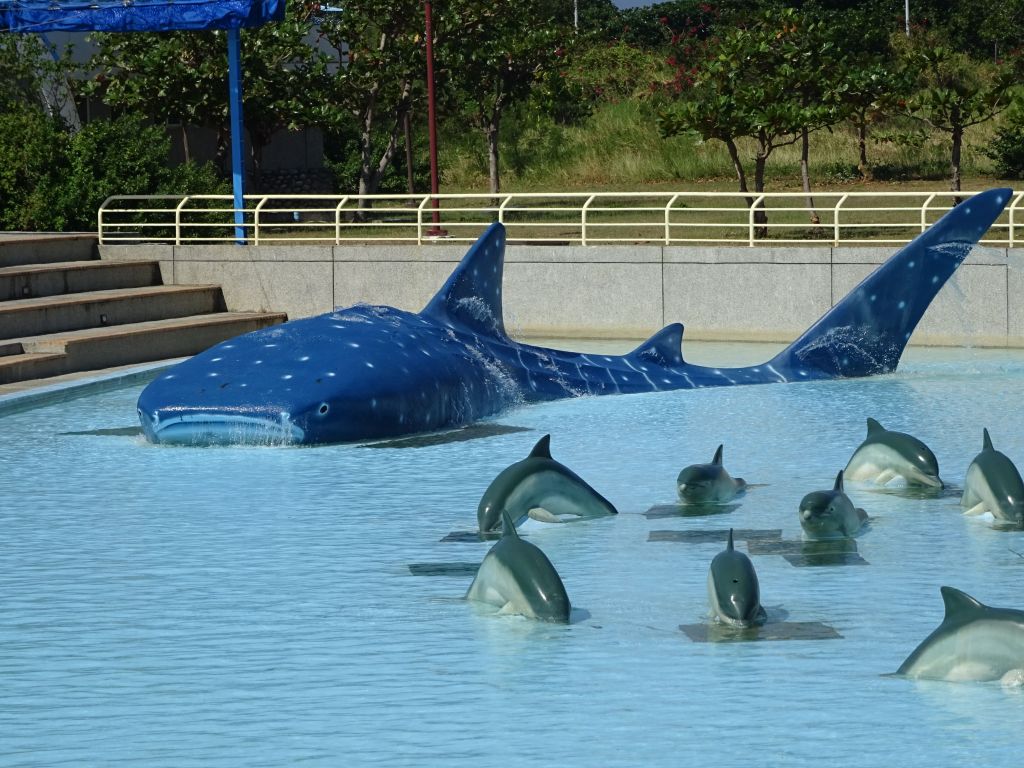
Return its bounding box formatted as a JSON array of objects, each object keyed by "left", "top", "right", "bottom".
[
  {"left": 983, "top": 111, "right": 1024, "bottom": 179},
  {"left": 0, "top": 110, "right": 71, "bottom": 230}
]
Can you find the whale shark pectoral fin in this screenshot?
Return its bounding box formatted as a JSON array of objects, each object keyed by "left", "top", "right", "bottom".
[
  {"left": 867, "top": 418, "right": 885, "bottom": 436},
  {"left": 712, "top": 444, "right": 724, "bottom": 465},
  {"left": 940, "top": 586, "right": 987, "bottom": 621},
  {"left": 529, "top": 434, "right": 553, "bottom": 459},
  {"left": 983, "top": 427, "right": 994, "bottom": 451},
  {"left": 527, "top": 506, "right": 564, "bottom": 523},
  {"left": 629, "top": 323, "right": 685, "bottom": 367},
  {"left": 420, "top": 221, "right": 507, "bottom": 337},
  {"left": 963, "top": 502, "right": 988, "bottom": 517}
]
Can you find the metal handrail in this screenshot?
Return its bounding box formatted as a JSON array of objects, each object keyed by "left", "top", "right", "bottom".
[{"left": 96, "top": 190, "right": 1022, "bottom": 247}]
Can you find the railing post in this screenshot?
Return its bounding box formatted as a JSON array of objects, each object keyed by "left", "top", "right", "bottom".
[
  {"left": 174, "top": 196, "right": 191, "bottom": 246},
  {"left": 665, "top": 194, "right": 680, "bottom": 245},
  {"left": 581, "top": 194, "right": 595, "bottom": 246},
  {"left": 833, "top": 194, "right": 848, "bottom": 246},
  {"left": 334, "top": 196, "right": 349, "bottom": 244},
  {"left": 253, "top": 197, "right": 268, "bottom": 246},
  {"left": 1009, "top": 193, "right": 1024, "bottom": 249},
  {"left": 921, "top": 193, "right": 937, "bottom": 234},
  {"left": 416, "top": 196, "right": 430, "bottom": 245},
  {"left": 97, "top": 198, "right": 108, "bottom": 245},
  {"left": 749, "top": 195, "right": 765, "bottom": 247},
  {"left": 498, "top": 195, "right": 512, "bottom": 226}
]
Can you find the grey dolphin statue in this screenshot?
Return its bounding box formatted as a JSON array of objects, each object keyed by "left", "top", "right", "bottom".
[
  {"left": 844, "top": 418, "right": 943, "bottom": 488},
  {"left": 707, "top": 529, "right": 767, "bottom": 628},
  {"left": 466, "top": 511, "right": 571, "bottom": 622},
  {"left": 798, "top": 470, "right": 868, "bottom": 539},
  {"left": 677, "top": 444, "right": 746, "bottom": 504},
  {"left": 477, "top": 434, "right": 617, "bottom": 534},
  {"left": 896, "top": 586, "right": 1024, "bottom": 682},
  {"left": 961, "top": 428, "right": 1024, "bottom": 525}
]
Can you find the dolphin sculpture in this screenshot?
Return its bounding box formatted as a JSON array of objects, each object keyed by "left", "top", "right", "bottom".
[
  {"left": 677, "top": 444, "right": 746, "bottom": 504},
  {"left": 465, "top": 510, "right": 571, "bottom": 622},
  {"left": 798, "top": 470, "right": 867, "bottom": 539},
  {"left": 136, "top": 188, "right": 1011, "bottom": 446},
  {"left": 844, "top": 418, "right": 944, "bottom": 488},
  {"left": 961, "top": 428, "right": 1024, "bottom": 525},
  {"left": 896, "top": 586, "right": 1024, "bottom": 682},
  {"left": 707, "top": 529, "right": 767, "bottom": 628},
  {"left": 477, "top": 434, "right": 617, "bottom": 534}
]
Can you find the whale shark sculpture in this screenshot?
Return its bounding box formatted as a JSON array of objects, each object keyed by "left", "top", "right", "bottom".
[
  {"left": 466, "top": 510, "right": 571, "bottom": 622},
  {"left": 896, "top": 586, "right": 1024, "bottom": 682},
  {"left": 477, "top": 434, "right": 617, "bottom": 534},
  {"left": 677, "top": 444, "right": 746, "bottom": 504},
  {"left": 798, "top": 470, "right": 867, "bottom": 539},
  {"left": 707, "top": 529, "right": 767, "bottom": 628},
  {"left": 845, "top": 418, "right": 943, "bottom": 488},
  {"left": 961, "top": 428, "right": 1024, "bottom": 525},
  {"left": 136, "top": 188, "right": 1011, "bottom": 446}
]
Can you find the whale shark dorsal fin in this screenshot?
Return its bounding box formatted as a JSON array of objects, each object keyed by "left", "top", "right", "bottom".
[
  {"left": 866, "top": 418, "right": 885, "bottom": 436},
  {"left": 940, "top": 586, "right": 986, "bottom": 621},
  {"left": 983, "top": 428, "right": 994, "bottom": 451},
  {"left": 629, "top": 323, "right": 685, "bottom": 367},
  {"left": 727, "top": 528, "right": 734, "bottom": 551},
  {"left": 500, "top": 510, "right": 520, "bottom": 538},
  {"left": 421, "top": 222, "right": 507, "bottom": 337},
  {"left": 712, "top": 444, "right": 724, "bottom": 465},
  {"left": 834, "top": 469, "right": 845, "bottom": 492},
  {"left": 529, "top": 434, "right": 552, "bottom": 459}
]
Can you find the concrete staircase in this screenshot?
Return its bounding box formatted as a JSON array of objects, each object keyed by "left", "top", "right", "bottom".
[{"left": 0, "top": 235, "right": 286, "bottom": 385}]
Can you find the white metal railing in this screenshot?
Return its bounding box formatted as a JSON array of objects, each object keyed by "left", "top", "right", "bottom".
[{"left": 96, "top": 190, "right": 1024, "bottom": 247}]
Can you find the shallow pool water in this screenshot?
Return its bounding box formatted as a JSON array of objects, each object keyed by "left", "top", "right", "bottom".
[{"left": 3, "top": 342, "right": 1024, "bottom": 766}]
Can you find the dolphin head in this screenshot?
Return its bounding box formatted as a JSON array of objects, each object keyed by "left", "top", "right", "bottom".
[
  {"left": 707, "top": 530, "right": 766, "bottom": 628},
  {"left": 798, "top": 490, "right": 847, "bottom": 538},
  {"left": 849, "top": 418, "right": 943, "bottom": 488},
  {"left": 677, "top": 444, "right": 739, "bottom": 504},
  {"left": 969, "top": 429, "right": 1024, "bottom": 524}
]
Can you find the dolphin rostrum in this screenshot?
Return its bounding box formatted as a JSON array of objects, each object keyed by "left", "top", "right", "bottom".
[
  {"left": 477, "top": 434, "right": 617, "bottom": 534},
  {"left": 896, "top": 586, "right": 1024, "bottom": 682},
  {"left": 798, "top": 470, "right": 868, "bottom": 539},
  {"left": 707, "top": 529, "right": 767, "bottom": 628},
  {"left": 465, "top": 510, "right": 571, "bottom": 622},
  {"left": 844, "top": 418, "right": 943, "bottom": 488},
  {"left": 136, "top": 188, "right": 1011, "bottom": 445},
  {"left": 677, "top": 444, "right": 746, "bottom": 504},
  {"left": 961, "top": 428, "right": 1024, "bottom": 525}
]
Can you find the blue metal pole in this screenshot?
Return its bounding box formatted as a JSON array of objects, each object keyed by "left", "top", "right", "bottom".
[{"left": 227, "top": 27, "right": 246, "bottom": 243}]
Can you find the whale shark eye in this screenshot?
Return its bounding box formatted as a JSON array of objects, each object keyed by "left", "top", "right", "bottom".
[{"left": 319, "top": 403, "right": 329, "bottom": 415}]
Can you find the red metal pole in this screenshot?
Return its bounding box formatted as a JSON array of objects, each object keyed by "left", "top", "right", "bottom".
[{"left": 424, "top": 0, "right": 446, "bottom": 236}]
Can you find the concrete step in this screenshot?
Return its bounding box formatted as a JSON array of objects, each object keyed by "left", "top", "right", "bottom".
[
  {"left": 0, "top": 235, "right": 97, "bottom": 268},
  {"left": 0, "top": 341, "right": 23, "bottom": 357},
  {"left": 0, "top": 260, "right": 162, "bottom": 301},
  {"left": 0, "top": 285, "right": 225, "bottom": 340},
  {"left": 0, "top": 312, "right": 287, "bottom": 384}
]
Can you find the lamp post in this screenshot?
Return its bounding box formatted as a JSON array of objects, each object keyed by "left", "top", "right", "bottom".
[{"left": 424, "top": 0, "right": 446, "bottom": 236}]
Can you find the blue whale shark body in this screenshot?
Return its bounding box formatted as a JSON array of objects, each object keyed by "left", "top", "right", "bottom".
[{"left": 137, "top": 188, "right": 1011, "bottom": 446}]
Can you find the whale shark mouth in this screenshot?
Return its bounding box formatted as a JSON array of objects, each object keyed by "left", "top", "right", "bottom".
[{"left": 144, "top": 412, "right": 306, "bottom": 446}]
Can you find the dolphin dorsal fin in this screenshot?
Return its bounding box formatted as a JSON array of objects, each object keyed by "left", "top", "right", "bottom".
[
  {"left": 727, "top": 528, "right": 734, "bottom": 551},
  {"left": 834, "top": 469, "right": 845, "bottom": 492},
  {"left": 500, "top": 510, "right": 520, "bottom": 538},
  {"left": 940, "top": 586, "right": 986, "bottom": 621},
  {"left": 629, "top": 323, "right": 685, "bottom": 367},
  {"left": 983, "top": 428, "right": 993, "bottom": 451},
  {"left": 712, "top": 444, "right": 724, "bottom": 465},
  {"left": 421, "top": 222, "right": 507, "bottom": 337},
  {"left": 867, "top": 418, "right": 885, "bottom": 436},
  {"left": 529, "top": 434, "right": 552, "bottom": 459}
]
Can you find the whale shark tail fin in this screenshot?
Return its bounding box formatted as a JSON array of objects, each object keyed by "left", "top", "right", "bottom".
[
  {"left": 529, "top": 434, "right": 553, "bottom": 459},
  {"left": 983, "top": 427, "right": 994, "bottom": 451},
  {"left": 628, "top": 323, "right": 685, "bottom": 367},
  {"left": 500, "top": 510, "right": 520, "bottom": 538},
  {"left": 834, "top": 469, "right": 845, "bottom": 492},
  {"left": 768, "top": 188, "right": 1011, "bottom": 379},
  {"left": 940, "top": 586, "right": 986, "bottom": 622},
  {"left": 712, "top": 444, "right": 724, "bottom": 465},
  {"left": 421, "top": 222, "right": 507, "bottom": 337}
]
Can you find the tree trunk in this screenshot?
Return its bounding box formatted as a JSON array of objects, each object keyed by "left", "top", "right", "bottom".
[
  {"left": 487, "top": 114, "right": 502, "bottom": 203},
  {"left": 403, "top": 110, "right": 415, "bottom": 205},
  {"left": 181, "top": 123, "right": 192, "bottom": 165},
  {"left": 800, "top": 127, "right": 821, "bottom": 226},
  {"left": 950, "top": 113, "right": 963, "bottom": 203},
  {"left": 856, "top": 114, "right": 872, "bottom": 180},
  {"left": 752, "top": 130, "right": 769, "bottom": 239},
  {"left": 724, "top": 137, "right": 753, "bottom": 210}
]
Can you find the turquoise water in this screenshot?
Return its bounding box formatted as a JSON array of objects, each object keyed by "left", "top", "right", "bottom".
[{"left": 3, "top": 343, "right": 1024, "bottom": 766}]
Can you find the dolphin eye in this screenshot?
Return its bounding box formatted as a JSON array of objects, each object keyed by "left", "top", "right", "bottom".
[
  {"left": 319, "top": 403, "right": 329, "bottom": 415},
  {"left": 732, "top": 578, "right": 739, "bottom": 583}
]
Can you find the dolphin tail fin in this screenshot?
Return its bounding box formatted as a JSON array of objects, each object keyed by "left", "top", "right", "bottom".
[
  {"left": 834, "top": 469, "right": 845, "bottom": 492},
  {"left": 712, "top": 444, "right": 724, "bottom": 465},
  {"left": 627, "top": 323, "right": 685, "bottom": 367},
  {"left": 500, "top": 510, "right": 520, "bottom": 538},
  {"left": 529, "top": 434, "right": 553, "bottom": 459},
  {"left": 983, "top": 428, "right": 994, "bottom": 451},
  {"left": 940, "top": 586, "right": 986, "bottom": 621},
  {"left": 421, "top": 222, "right": 507, "bottom": 337},
  {"left": 768, "top": 189, "right": 1011, "bottom": 379}
]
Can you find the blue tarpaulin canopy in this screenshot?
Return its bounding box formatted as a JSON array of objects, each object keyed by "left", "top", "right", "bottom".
[
  {"left": 1, "top": 0, "right": 286, "bottom": 241},
  {"left": 0, "top": 0, "right": 284, "bottom": 32}
]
